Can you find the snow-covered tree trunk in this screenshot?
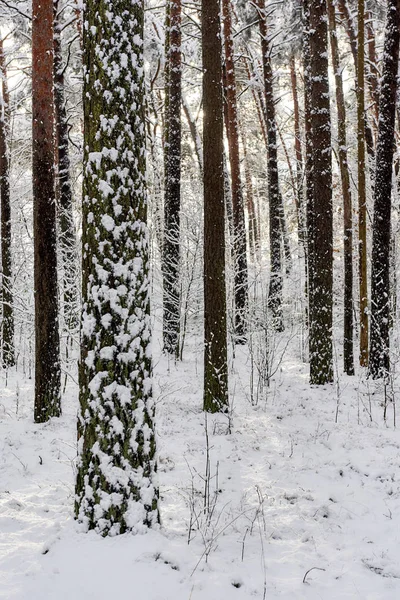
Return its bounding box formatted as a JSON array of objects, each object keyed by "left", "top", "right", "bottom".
[
  {"left": 75, "top": 0, "right": 159, "bottom": 534},
  {"left": 32, "top": 0, "right": 61, "bottom": 422},
  {"left": 222, "top": 0, "right": 248, "bottom": 341},
  {"left": 202, "top": 0, "right": 228, "bottom": 413},
  {"left": 0, "top": 37, "right": 14, "bottom": 368},
  {"left": 308, "top": 0, "right": 333, "bottom": 384},
  {"left": 163, "top": 0, "right": 182, "bottom": 357},
  {"left": 369, "top": 0, "right": 400, "bottom": 379},
  {"left": 327, "top": 0, "right": 354, "bottom": 376}
]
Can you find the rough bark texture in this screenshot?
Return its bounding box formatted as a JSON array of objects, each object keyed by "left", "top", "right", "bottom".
[
  {"left": 327, "top": 0, "right": 354, "bottom": 376},
  {"left": 222, "top": 0, "right": 248, "bottom": 341},
  {"left": 308, "top": 0, "right": 333, "bottom": 384},
  {"left": 358, "top": 0, "right": 369, "bottom": 367},
  {"left": 0, "top": 38, "right": 14, "bottom": 368},
  {"left": 256, "top": 0, "right": 284, "bottom": 331},
  {"left": 75, "top": 0, "right": 159, "bottom": 534},
  {"left": 54, "top": 4, "right": 79, "bottom": 329},
  {"left": 202, "top": 0, "right": 228, "bottom": 413},
  {"left": 32, "top": 0, "right": 61, "bottom": 422},
  {"left": 369, "top": 0, "right": 400, "bottom": 379},
  {"left": 163, "top": 0, "right": 182, "bottom": 356}
]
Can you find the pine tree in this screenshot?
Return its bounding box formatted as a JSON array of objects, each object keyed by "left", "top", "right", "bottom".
[
  {"left": 308, "top": 0, "right": 333, "bottom": 384},
  {"left": 32, "top": 0, "right": 61, "bottom": 422},
  {"left": 163, "top": 0, "right": 182, "bottom": 356},
  {"left": 327, "top": 0, "right": 354, "bottom": 375},
  {"left": 75, "top": 0, "right": 159, "bottom": 534},
  {"left": 256, "top": 0, "right": 284, "bottom": 331},
  {"left": 222, "top": 0, "right": 248, "bottom": 341},
  {"left": 202, "top": 0, "right": 229, "bottom": 413},
  {"left": 0, "top": 37, "right": 14, "bottom": 367},
  {"left": 369, "top": 0, "right": 400, "bottom": 379}
]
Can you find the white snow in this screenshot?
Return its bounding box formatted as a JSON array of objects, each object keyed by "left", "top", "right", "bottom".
[{"left": 1, "top": 329, "right": 400, "bottom": 599}]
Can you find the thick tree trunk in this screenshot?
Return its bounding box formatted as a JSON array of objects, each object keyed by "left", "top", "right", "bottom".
[
  {"left": 369, "top": 0, "right": 400, "bottom": 379},
  {"left": 54, "top": 4, "right": 79, "bottom": 330},
  {"left": 327, "top": 0, "right": 354, "bottom": 375},
  {"left": 163, "top": 0, "right": 182, "bottom": 356},
  {"left": 256, "top": 0, "right": 284, "bottom": 331},
  {"left": 0, "top": 38, "right": 14, "bottom": 368},
  {"left": 202, "top": 0, "right": 228, "bottom": 413},
  {"left": 308, "top": 0, "right": 333, "bottom": 384},
  {"left": 75, "top": 0, "right": 159, "bottom": 534},
  {"left": 358, "top": 0, "right": 369, "bottom": 367},
  {"left": 222, "top": 0, "right": 248, "bottom": 341},
  {"left": 32, "top": 0, "right": 61, "bottom": 422}
]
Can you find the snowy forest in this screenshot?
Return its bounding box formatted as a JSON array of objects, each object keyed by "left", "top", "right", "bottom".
[{"left": 1, "top": 0, "right": 400, "bottom": 598}]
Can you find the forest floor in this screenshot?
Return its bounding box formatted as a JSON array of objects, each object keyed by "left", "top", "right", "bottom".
[{"left": 1, "top": 324, "right": 400, "bottom": 599}]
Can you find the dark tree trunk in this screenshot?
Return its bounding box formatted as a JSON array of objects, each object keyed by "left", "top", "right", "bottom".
[
  {"left": 163, "top": 0, "right": 182, "bottom": 356},
  {"left": 54, "top": 3, "right": 79, "bottom": 330},
  {"left": 327, "top": 0, "right": 354, "bottom": 376},
  {"left": 75, "top": 0, "right": 159, "bottom": 534},
  {"left": 0, "top": 38, "right": 14, "bottom": 368},
  {"left": 222, "top": 0, "right": 248, "bottom": 341},
  {"left": 358, "top": 0, "right": 369, "bottom": 367},
  {"left": 202, "top": 0, "right": 228, "bottom": 413},
  {"left": 256, "top": 0, "right": 284, "bottom": 331},
  {"left": 369, "top": 0, "right": 400, "bottom": 379},
  {"left": 308, "top": 0, "right": 333, "bottom": 384},
  {"left": 32, "top": 0, "right": 61, "bottom": 422}
]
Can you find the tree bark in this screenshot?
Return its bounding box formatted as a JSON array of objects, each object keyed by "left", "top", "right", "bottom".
[
  {"left": 308, "top": 0, "right": 334, "bottom": 384},
  {"left": 369, "top": 0, "right": 400, "bottom": 379},
  {"left": 32, "top": 0, "right": 61, "bottom": 422},
  {"left": 0, "top": 38, "right": 14, "bottom": 368},
  {"left": 163, "top": 0, "right": 182, "bottom": 356},
  {"left": 202, "top": 0, "right": 228, "bottom": 412},
  {"left": 222, "top": 0, "right": 248, "bottom": 341},
  {"left": 327, "top": 0, "right": 354, "bottom": 375},
  {"left": 75, "top": 0, "right": 159, "bottom": 534}
]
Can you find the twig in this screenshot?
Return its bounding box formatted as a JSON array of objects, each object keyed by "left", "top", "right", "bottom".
[{"left": 303, "top": 567, "right": 326, "bottom": 584}]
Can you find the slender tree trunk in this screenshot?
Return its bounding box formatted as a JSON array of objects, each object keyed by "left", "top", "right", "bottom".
[
  {"left": 369, "top": 0, "right": 400, "bottom": 379},
  {"left": 76, "top": 0, "right": 159, "bottom": 534},
  {"left": 54, "top": 4, "right": 79, "bottom": 329},
  {"left": 308, "top": 0, "right": 333, "bottom": 384},
  {"left": 365, "top": 10, "right": 380, "bottom": 129},
  {"left": 163, "top": 0, "right": 182, "bottom": 356},
  {"left": 256, "top": 0, "right": 284, "bottom": 331},
  {"left": 327, "top": 0, "right": 354, "bottom": 375},
  {"left": 337, "top": 0, "right": 375, "bottom": 158},
  {"left": 222, "top": 0, "right": 248, "bottom": 341},
  {"left": 304, "top": 0, "right": 313, "bottom": 329},
  {"left": 240, "top": 124, "right": 259, "bottom": 261},
  {"left": 202, "top": 0, "right": 228, "bottom": 413},
  {"left": 0, "top": 38, "right": 14, "bottom": 368},
  {"left": 182, "top": 96, "right": 203, "bottom": 175},
  {"left": 32, "top": 0, "right": 61, "bottom": 422},
  {"left": 358, "top": 0, "right": 369, "bottom": 367}
]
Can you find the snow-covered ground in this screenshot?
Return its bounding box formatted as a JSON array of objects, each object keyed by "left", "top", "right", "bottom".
[{"left": 1, "top": 332, "right": 400, "bottom": 599}]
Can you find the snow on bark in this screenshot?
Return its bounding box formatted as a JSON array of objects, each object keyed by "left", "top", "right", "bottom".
[{"left": 75, "top": 0, "right": 159, "bottom": 535}]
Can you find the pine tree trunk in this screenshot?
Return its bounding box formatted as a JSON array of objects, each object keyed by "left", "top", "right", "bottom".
[
  {"left": 202, "top": 0, "right": 228, "bottom": 413},
  {"left": 369, "top": 0, "right": 400, "bottom": 379},
  {"left": 163, "top": 0, "right": 182, "bottom": 356},
  {"left": 54, "top": 4, "right": 79, "bottom": 330},
  {"left": 327, "top": 0, "right": 354, "bottom": 376},
  {"left": 308, "top": 0, "right": 334, "bottom": 384},
  {"left": 75, "top": 0, "right": 159, "bottom": 534},
  {"left": 0, "top": 38, "right": 15, "bottom": 368},
  {"left": 358, "top": 0, "right": 369, "bottom": 367},
  {"left": 240, "top": 125, "right": 259, "bottom": 262},
  {"left": 32, "top": 0, "right": 61, "bottom": 422},
  {"left": 222, "top": 0, "right": 248, "bottom": 341},
  {"left": 304, "top": 0, "right": 313, "bottom": 330},
  {"left": 256, "top": 0, "right": 284, "bottom": 331}
]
